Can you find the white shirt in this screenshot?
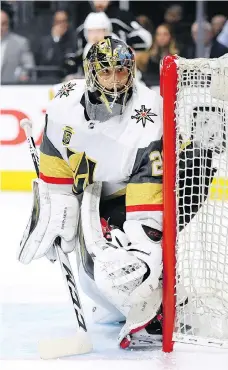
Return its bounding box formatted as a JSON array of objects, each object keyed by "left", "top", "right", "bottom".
[{"left": 217, "top": 20, "right": 228, "bottom": 48}]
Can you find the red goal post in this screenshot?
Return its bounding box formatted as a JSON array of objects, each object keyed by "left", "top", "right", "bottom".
[
  {"left": 161, "top": 55, "right": 178, "bottom": 353},
  {"left": 161, "top": 54, "right": 228, "bottom": 352}
]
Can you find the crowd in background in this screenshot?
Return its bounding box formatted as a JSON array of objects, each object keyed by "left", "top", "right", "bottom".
[{"left": 1, "top": 0, "right": 228, "bottom": 87}]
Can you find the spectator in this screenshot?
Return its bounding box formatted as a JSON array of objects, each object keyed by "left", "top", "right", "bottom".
[
  {"left": 211, "top": 15, "right": 227, "bottom": 38},
  {"left": 62, "top": 12, "right": 113, "bottom": 80},
  {"left": 1, "top": 5, "right": 35, "bottom": 83},
  {"left": 136, "top": 15, "right": 154, "bottom": 36},
  {"left": 137, "top": 23, "right": 180, "bottom": 87},
  {"left": 75, "top": 1, "right": 152, "bottom": 60},
  {"left": 164, "top": 4, "right": 183, "bottom": 24},
  {"left": 164, "top": 4, "right": 191, "bottom": 46},
  {"left": 185, "top": 21, "right": 228, "bottom": 59},
  {"left": 35, "top": 9, "right": 76, "bottom": 82},
  {"left": 83, "top": 12, "right": 112, "bottom": 58}
]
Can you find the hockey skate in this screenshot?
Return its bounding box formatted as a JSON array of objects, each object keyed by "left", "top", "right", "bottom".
[
  {"left": 120, "top": 310, "right": 163, "bottom": 350},
  {"left": 121, "top": 283, "right": 192, "bottom": 350},
  {"left": 119, "top": 280, "right": 191, "bottom": 350}
]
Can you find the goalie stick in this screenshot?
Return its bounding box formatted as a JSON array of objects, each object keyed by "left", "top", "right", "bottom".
[{"left": 20, "top": 118, "right": 93, "bottom": 359}]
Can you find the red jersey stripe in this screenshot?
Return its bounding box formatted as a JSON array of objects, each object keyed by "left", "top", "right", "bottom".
[
  {"left": 126, "top": 204, "right": 164, "bottom": 212},
  {"left": 40, "top": 172, "right": 74, "bottom": 185}
]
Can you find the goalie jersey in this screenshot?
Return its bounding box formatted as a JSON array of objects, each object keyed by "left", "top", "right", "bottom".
[{"left": 40, "top": 80, "right": 163, "bottom": 230}]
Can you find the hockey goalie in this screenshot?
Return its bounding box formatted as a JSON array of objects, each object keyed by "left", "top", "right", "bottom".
[{"left": 18, "top": 36, "right": 164, "bottom": 349}]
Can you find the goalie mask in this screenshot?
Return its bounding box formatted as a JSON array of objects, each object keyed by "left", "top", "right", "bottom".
[{"left": 83, "top": 36, "right": 135, "bottom": 122}]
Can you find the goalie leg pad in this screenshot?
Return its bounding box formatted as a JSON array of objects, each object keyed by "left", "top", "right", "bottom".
[
  {"left": 78, "top": 261, "right": 125, "bottom": 323},
  {"left": 117, "top": 285, "right": 162, "bottom": 347},
  {"left": 94, "top": 247, "right": 162, "bottom": 345},
  {"left": 94, "top": 220, "right": 163, "bottom": 347}
]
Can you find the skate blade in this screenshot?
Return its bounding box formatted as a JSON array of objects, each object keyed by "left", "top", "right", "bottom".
[{"left": 128, "top": 335, "right": 162, "bottom": 350}]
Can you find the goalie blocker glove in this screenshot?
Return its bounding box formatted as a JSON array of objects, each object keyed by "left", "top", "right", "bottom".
[{"left": 18, "top": 179, "right": 79, "bottom": 264}]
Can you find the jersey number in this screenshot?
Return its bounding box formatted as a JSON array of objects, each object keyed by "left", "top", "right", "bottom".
[{"left": 149, "top": 151, "right": 163, "bottom": 176}]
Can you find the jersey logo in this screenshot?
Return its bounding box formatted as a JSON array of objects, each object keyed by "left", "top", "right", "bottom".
[
  {"left": 67, "top": 148, "right": 97, "bottom": 195},
  {"left": 55, "top": 82, "right": 76, "bottom": 98},
  {"left": 62, "top": 126, "right": 74, "bottom": 146},
  {"left": 131, "top": 105, "right": 157, "bottom": 127}
]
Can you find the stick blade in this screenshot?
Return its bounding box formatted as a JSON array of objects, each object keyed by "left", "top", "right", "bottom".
[{"left": 38, "top": 331, "right": 93, "bottom": 359}]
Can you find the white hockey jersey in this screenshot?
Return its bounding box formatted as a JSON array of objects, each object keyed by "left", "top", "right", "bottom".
[{"left": 40, "top": 80, "right": 163, "bottom": 230}]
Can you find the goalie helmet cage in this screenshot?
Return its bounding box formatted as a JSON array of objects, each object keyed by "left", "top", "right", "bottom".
[{"left": 161, "top": 54, "right": 228, "bottom": 352}]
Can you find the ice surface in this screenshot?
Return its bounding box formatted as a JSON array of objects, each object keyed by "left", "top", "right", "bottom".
[{"left": 1, "top": 192, "right": 228, "bottom": 370}]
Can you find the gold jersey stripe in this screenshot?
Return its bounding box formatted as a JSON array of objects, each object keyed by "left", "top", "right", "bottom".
[
  {"left": 40, "top": 152, "right": 73, "bottom": 179},
  {"left": 126, "top": 183, "right": 163, "bottom": 207}
]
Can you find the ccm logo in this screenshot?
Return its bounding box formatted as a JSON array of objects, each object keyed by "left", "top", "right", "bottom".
[{"left": 0, "top": 109, "right": 45, "bottom": 145}]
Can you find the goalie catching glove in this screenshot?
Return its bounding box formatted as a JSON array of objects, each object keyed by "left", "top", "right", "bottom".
[{"left": 17, "top": 179, "right": 79, "bottom": 264}]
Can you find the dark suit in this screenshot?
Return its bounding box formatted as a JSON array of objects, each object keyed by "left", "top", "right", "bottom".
[
  {"left": 184, "top": 40, "right": 228, "bottom": 59},
  {"left": 34, "top": 29, "right": 76, "bottom": 82},
  {"left": 74, "top": 1, "right": 152, "bottom": 65}
]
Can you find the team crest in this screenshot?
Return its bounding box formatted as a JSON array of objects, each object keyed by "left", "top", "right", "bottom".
[
  {"left": 55, "top": 82, "right": 76, "bottom": 98},
  {"left": 62, "top": 126, "right": 74, "bottom": 146},
  {"left": 131, "top": 105, "right": 157, "bottom": 127}
]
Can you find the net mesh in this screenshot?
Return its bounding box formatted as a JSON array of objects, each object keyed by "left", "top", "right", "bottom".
[{"left": 174, "top": 55, "right": 228, "bottom": 347}]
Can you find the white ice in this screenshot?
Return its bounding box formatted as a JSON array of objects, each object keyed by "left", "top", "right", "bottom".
[{"left": 1, "top": 192, "right": 228, "bottom": 370}]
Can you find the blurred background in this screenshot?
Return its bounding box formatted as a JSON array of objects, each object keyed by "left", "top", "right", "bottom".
[
  {"left": 1, "top": 0, "right": 228, "bottom": 86},
  {"left": 1, "top": 0, "right": 228, "bottom": 191}
]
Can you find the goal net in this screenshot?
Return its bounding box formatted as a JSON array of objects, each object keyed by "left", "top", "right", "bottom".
[{"left": 161, "top": 54, "right": 228, "bottom": 352}]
